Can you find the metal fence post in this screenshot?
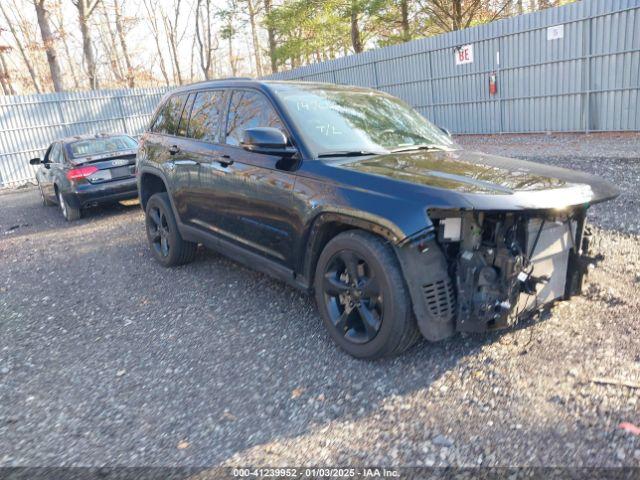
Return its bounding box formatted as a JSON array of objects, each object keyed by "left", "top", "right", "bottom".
[
  {"left": 372, "top": 60, "right": 380, "bottom": 88},
  {"left": 497, "top": 36, "right": 504, "bottom": 134},
  {"left": 585, "top": 15, "right": 592, "bottom": 133}
]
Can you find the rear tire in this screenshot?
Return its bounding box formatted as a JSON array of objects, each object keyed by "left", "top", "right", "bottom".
[
  {"left": 145, "top": 192, "right": 197, "bottom": 267},
  {"left": 314, "top": 230, "right": 421, "bottom": 359},
  {"left": 57, "top": 189, "right": 81, "bottom": 221}
]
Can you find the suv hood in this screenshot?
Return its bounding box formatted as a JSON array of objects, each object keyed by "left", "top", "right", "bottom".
[{"left": 340, "top": 149, "right": 620, "bottom": 210}]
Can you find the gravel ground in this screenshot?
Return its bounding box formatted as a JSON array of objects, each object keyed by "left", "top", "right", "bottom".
[
  {"left": 0, "top": 136, "right": 639, "bottom": 469},
  {"left": 459, "top": 133, "right": 640, "bottom": 234}
]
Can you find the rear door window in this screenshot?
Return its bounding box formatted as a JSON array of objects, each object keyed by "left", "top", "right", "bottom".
[
  {"left": 152, "top": 94, "right": 188, "bottom": 135},
  {"left": 187, "top": 90, "right": 225, "bottom": 143},
  {"left": 225, "top": 90, "right": 285, "bottom": 146}
]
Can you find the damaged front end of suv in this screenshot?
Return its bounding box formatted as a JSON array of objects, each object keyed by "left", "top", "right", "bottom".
[
  {"left": 397, "top": 206, "right": 603, "bottom": 341},
  {"left": 376, "top": 151, "right": 621, "bottom": 342}
]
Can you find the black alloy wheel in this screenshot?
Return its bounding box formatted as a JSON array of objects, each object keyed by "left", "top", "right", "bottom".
[
  {"left": 147, "top": 205, "right": 171, "bottom": 258},
  {"left": 314, "top": 230, "right": 421, "bottom": 359},
  {"left": 144, "top": 192, "right": 197, "bottom": 267},
  {"left": 322, "top": 250, "right": 383, "bottom": 344}
]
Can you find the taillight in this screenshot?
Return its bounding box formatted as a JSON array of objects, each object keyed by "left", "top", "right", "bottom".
[{"left": 66, "top": 165, "right": 99, "bottom": 181}]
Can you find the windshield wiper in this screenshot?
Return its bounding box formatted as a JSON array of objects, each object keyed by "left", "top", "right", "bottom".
[
  {"left": 390, "top": 144, "right": 448, "bottom": 153},
  {"left": 317, "top": 150, "right": 385, "bottom": 158}
]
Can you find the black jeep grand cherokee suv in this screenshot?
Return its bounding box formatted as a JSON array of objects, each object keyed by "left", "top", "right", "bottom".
[{"left": 137, "top": 79, "right": 618, "bottom": 359}]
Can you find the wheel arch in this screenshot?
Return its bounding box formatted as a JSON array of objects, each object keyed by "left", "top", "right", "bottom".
[
  {"left": 139, "top": 171, "right": 169, "bottom": 211},
  {"left": 299, "top": 212, "right": 403, "bottom": 289}
]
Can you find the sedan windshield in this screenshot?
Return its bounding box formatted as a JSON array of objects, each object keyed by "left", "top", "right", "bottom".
[
  {"left": 270, "top": 83, "right": 456, "bottom": 158},
  {"left": 68, "top": 135, "right": 137, "bottom": 159}
]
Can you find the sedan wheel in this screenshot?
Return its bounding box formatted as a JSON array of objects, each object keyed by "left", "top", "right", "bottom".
[
  {"left": 39, "top": 183, "right": 54, "bottom": 206},
  {"left": 58, "top": 191, "right": 68, "bottom": 218},
  {"left": 57, "top": 190, "right": 81, "bottom": 221}
]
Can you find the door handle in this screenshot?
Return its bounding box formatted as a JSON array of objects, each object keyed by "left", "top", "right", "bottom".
[
  {"left": 215, "top": 154, "right": 234, "bottom": 167},
  {"left": 168, "top": 145, "right": 180, "bottom": 155}
]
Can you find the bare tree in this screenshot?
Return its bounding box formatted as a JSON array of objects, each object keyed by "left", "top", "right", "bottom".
[
  {"left": 0, "top": 4, "right": 41, "bottom": 92},
  {"left": 244, "top": 0, "right": 262, "bottom": 77},
  {"left": 71, "top": 0, "right": 101, "bottom": 89},
  {"left": 160, "top": 0, "right": 184, "bottom": 85},
  {"left": 0, "top": 42, "right": 16, "bottom": 95},
  {"left": 34, "top": 0, "right": 64, "bottom": 92},
  {"left": 195, "top": 0, "right": 219, "bottom": 80},
  {"left": 100, "top": 1, "right": 126, "bottom": 85},
  {"left": 52, "top": 7, "right": 82, "bottom": 90},
  {"left": 114, "top": 0, "right": 134, "bottom": 87},
  {"left": 142, "top": 0, "right": 170, "bottom": 85}
]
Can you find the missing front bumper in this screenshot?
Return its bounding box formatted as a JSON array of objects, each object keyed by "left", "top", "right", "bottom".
[{"left": 397, "top": 208, "right": 596, "bottom": 339}]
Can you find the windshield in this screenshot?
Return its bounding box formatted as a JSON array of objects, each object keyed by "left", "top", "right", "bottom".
[
  {"left": 68, "top": 135, "right": 137, "bottom": 159},
  {"left": 270, "top": 83, "right": 456, "bottom": 157}
]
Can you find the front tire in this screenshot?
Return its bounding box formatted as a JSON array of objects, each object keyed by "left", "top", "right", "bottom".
[
  {"left": 39, "top": 182, "right": 54, "bottom": 206},
  {"left": 145, "top": 192, "right": 197, "bottom": 267},
  {"left": 314, "top": 230, "right": 421, "bottom": 359}
]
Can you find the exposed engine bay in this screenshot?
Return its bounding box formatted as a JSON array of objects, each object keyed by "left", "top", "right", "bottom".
[{"left": 397, "top": 207, "right": 600, "bottom": 340}]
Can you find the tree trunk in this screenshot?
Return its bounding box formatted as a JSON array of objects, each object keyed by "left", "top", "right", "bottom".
[
  {"left": 195, "top": 0, "right": 213, "bottom": 80},
  {"left": 350, "top": 3, "right": 363, "bottom": 53},
  {"left": 143, "top": 0, "right": 170, "bottom": 86},
  {"left": 247, "top": 0, "right": 262, "bottom": 77},
  {"left": 228, "top": 34, "right": 236, "bottom": 76},
  {"left": 263, "top": 0, "right": 277, "bottom": 73},
  {"left": 452, "top": 0, "right": 463, "bottom": 30},
  {"left": 34, "top": 0, "right": 64, "bottom": 92},
  {"left": 101, "top": 3, "right": 125, "bottom": 84},
  {"left": 516, "top": 0, "right": 524, "bottom": 14},
  {"left": 53, "top": 8, "right": 81, "bottom": 89},
  {"left": 161, "top": 0, "right": 183, "bottom": 85},
  {"left": 114, "top": 0, "right": 134, "bottom": 87},
  {"left": 76, "top": 0, "right": 99, "bottom": 89},
  {"left": 0, "top": 3, "right": 41, "bottom": 93},
  {"left": 400, "top": 0, "right": 410, "bottom": 41},
  {"left": 61, "top": 32, "right": 81, "bottom": 89}
]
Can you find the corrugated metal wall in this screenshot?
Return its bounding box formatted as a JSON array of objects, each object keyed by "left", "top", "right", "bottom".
[
  {"left": 265, "top": 0, "right": 640, "bottom": 135},
  {"left": 0, "top": 87, "right": 168, "bottom": 188},
  {"left": 0, "top": 0, "right": 638, "bottom": 188}
]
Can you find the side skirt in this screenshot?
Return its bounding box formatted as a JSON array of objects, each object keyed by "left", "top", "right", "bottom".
[{"left": 179, "top": 222, "right": 311, "bottom": 293}]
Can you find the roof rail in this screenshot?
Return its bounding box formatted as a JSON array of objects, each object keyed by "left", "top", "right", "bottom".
[{"left": 182, "top": 77, "right": 254, "bottom": 87}]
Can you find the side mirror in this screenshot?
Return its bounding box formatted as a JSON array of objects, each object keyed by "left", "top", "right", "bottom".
[
  {"left": 438, "top": 126, "right": 452, "bottom": 138},
  {"left": 30, "top": 157, "right": 42, "bottom": 165},
  {"left": 241, "top": 127, "right": 296, "bottom": 156}
]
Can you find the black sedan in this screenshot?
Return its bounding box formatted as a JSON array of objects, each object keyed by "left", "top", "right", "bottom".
[{"left": 30, "top": 133, "right": 138, "bottom": 221}]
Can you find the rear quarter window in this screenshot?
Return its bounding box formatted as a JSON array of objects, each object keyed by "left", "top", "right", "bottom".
[{"left": 151, "top": 94, "right": 188, "bottom": 135}]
